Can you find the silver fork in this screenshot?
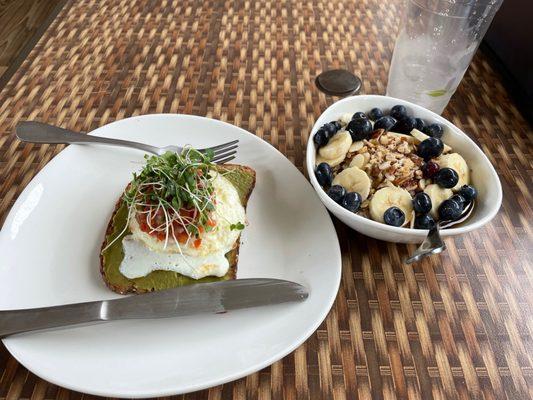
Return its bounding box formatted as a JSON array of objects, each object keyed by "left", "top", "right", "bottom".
[
  {"left": 404, "top": 201, "right": 475, "bottom": 264},
  {"left": 15, "top": 121, "right": 239, "bottom": 164}
]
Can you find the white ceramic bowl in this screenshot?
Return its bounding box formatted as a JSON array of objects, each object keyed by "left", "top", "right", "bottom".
[{"left": 306, "top": 95, "right": 502, "bottom": 243}]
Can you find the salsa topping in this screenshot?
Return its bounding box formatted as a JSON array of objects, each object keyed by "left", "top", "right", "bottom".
[{"left": 124, "top": 148, "right": 218, "bottom": 247}]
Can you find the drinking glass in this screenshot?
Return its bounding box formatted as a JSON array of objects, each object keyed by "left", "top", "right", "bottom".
[{"left": 386, "top": 0, "right": 504, "bottom": 114}]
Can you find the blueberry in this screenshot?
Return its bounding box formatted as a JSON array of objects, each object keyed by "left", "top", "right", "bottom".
[
  {"left": 341, "top": 192, "right": 362, "bottom": 213},
  {"left": 383, "top": 206, "right": 405, "bottom": 227},
  {"left": 450, "top": 194, "right": 466, "bottom": 206},
  {"left": 423, "top": 123, "right": 444, "bottom": 139},
  {"left": 373, "top": 116, "right": 396, "bottom": 132},
  {"left": 422, "top": 161, "right": 440, "bottom": 178},
  {"left": 414, "top": 118, "right": 425, "bottom": 131},
  {"left": 368, "top": 107, "right": 384, "bottom": 121},
  {"left": 438, "top": 199, "right": 463, "bottom": 221},
  {"left": 315, "top": 162, "right": 333, "bottom": 187},
  {"left": 412, "top": 192, "right": 432, "bottom": 214},
  {"left": 332, "top": 121, "right": 342, "bottom": 131},
  {"left": 435, "top": 167, "right": 459, "bottom": 189},
  {"left": 328, "top": 185, "right": 346, "bottom": 204},
  {"left": 390, "top": 104, "right": 407, "bottom": 120},
  {"left": 352, "top": 111, "right": 367, "bottom": 120},
  {"left": 322, "top": 122, "right": 338, "bottom": 137},
  {"left": 393, "top": 116, "right": 416, "bottom": 134},
  {"left": 313, "top": 129, "right": 329, "bottom": 148},
  {"left": 459, "top": 185, "right": 477, "bottom": 202},
  {"left": 414, "top": 213, "right": 436, "bottom": 229},
  {"left": 417, "top": 137, "right": 444, "bottom": 161},
  {"left": 346, "top": 118, "right": 373, "bottom": 141}
]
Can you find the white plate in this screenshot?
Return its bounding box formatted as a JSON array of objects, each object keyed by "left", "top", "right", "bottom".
[{"left": 0, "top": 115, "right": 341, "bottom": 397}]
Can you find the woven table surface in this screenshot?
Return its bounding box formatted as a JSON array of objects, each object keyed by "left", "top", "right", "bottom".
[{"left": 0, "top": 0, "right": 531, "bottom": 399}]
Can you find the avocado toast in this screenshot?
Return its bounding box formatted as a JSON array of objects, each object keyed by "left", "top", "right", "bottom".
[{"left": 100, "top": 149, "right": 256, "bottom": 295}]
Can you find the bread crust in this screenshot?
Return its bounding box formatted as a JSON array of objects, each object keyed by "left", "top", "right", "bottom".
[{"left": 99, "top": 164, "right": 256, "bottom": 294}]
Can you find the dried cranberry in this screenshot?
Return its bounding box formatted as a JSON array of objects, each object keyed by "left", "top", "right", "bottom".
[{"left": 422, "top": 161, "right": 440, "bottom": 178}]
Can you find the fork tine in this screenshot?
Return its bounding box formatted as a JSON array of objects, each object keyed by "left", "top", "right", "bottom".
[
  {"left": 215, "top": 155, "right": 236, "bottom": 165},
  {"left": 212, "top": 148, "right": 238, "bottom": 162},
  {"left": 212, "top": 149, "right": 237, "bottom": 162},
  {"left": 213, "top": 152, "right": 237, "bottom": 164},
  {"left": 213, "top": 144, "right": 238, "bottom": 156},
  {"left": 200, "top": 140, "right": 239, "bottom": 153}
]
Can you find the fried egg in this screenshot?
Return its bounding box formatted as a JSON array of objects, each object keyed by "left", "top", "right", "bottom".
[{"left": 119, "top": 172, "right": 246, "bottom": 279}]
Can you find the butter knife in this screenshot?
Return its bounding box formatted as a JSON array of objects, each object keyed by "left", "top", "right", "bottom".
[{"left": 0, "top": 278, "right": 308, "bottom": 338}]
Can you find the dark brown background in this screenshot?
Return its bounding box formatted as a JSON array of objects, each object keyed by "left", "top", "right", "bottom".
[{"left": 0, "top": 0, "right": 531, "bottom": 399}]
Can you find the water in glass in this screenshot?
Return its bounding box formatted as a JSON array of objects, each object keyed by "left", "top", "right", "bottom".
[{"left": 386, "top": 0, "right": 503, "bottom": 114}]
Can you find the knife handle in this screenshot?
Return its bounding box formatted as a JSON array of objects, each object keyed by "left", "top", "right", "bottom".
[{"left": 0, "top": 301, "right": 104, "bottom": 338}]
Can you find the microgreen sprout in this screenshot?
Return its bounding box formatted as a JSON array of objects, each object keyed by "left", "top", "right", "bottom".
[
  {"left": 230, "top": 222, "right": 245, "bottom": 231},
  {"left": 102, "top": 147, "right": 245, "bottom": 254},
  {"left": 122, "top": 147, "right": 217, "bottom": 247}
]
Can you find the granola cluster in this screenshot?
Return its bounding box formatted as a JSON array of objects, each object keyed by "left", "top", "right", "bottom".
[{"left": 342, "top": 130, "right": 425, "bottom": 205}]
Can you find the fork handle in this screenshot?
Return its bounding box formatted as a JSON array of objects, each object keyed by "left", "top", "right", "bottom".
[{"left": 16, "top": 121, "right": 161, "bottom": 155}]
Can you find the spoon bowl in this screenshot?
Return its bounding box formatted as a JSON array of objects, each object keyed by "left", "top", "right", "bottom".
[{"left": 405, "top": 201, "right": 475, "bottom": 264}]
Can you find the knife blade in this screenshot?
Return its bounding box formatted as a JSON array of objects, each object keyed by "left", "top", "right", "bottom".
[{"left": 0, "top": 278, "right": 308, "bottom": 338}]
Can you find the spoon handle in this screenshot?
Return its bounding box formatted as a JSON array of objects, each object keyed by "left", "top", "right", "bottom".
[{"left": 404, "top": 223, "right": 446, "bottom": 264}]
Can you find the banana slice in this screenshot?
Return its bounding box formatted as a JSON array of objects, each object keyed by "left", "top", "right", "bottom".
[
  {"left": 315, "top": 152, "right": 346, "bottom": 167},
  {"left": 411, "top": 128, "right": 452, "bottom": 152},
  {"left": 369, "top": 186, "right": 413, "bottom": 224},
  {"left": 349, "top": 140, "right": 364, "bottom": 152},
  {"left": 410, "top": 128, "right": 428, "bottom": 143},
  {"left": 319, "top": 131, "right": 352, "bottom": 160},
  {"left": 436, "top": 153, "right": 470, "bottom": 191},
  {"left": 332, "top": 166, "right": 371, "bottom": 200},
  {"left": 424, "top": 184, "right": 453, "bottom": 218},
  {"left": 340, "top": 113, "right": 352, "bottom": 125},
  {"left": 349, "top": 154, "right": 366, "bottom": 169}
]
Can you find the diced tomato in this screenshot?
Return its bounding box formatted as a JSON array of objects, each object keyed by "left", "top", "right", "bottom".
[
  {"left": 140, "top": 220, "right": 148, "bottom": 231},
  {"left": 198, "top": 226, "right": 204, "bottom": 234},
  {"left": 194, "top": 239, "right": 202, "bottom": 248},
  {"left": 177, "top": 232, "right": 188, "bottom": 243},
  {"left": 172, "top": 220, "right": 184, "bottom": 233},
  {"left": 181, "top": 208, "right": 194, "bottom": 218},
  {"left": 207, "top": 219, "right": 216, "bottom": 227}
]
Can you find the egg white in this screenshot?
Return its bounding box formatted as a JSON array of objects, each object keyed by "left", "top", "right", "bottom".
[
  {"left": 119, "top": 235, "right": 229, "bottom": 279},
  {"left": 119, "top": 172, "right": 246, "bottom": 279}
]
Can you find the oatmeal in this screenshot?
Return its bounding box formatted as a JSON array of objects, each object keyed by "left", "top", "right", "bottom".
[{"left": 313, "top": 105, "right": 478, "bottom": 229}]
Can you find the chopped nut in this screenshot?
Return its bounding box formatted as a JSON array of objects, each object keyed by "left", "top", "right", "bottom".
[
  {"left": 371, "top": 129, "right": 385, "bottom": 140},
  {"left": 379, "top": 161, "right": 391, "bottom": 170},
  {"left": 334, "top": 132, "right": 425, "bottom": 195},
  {"left": 387, "top": 153, "right": 399, "bottom": 162}
]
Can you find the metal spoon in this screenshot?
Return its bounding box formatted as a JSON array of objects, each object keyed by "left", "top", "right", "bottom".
[{"left": 404, "top": 201, "right": 475, "bottom": 264}]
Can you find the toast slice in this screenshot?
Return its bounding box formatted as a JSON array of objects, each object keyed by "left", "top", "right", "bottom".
[{"left": 100, "top": 164, "right": 256, "bottom": 294}]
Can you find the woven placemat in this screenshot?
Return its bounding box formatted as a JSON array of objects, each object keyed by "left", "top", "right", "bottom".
[{"left": 0, "top": 0, "right": 531, "bottom": 399}]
